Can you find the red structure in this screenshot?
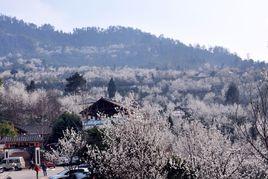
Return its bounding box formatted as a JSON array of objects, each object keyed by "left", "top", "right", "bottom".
[
  {"left": 0, "top": 124, "right": 51, "bottom": 166},
  {"left": 2, "top": 135, "right": 43, "bottom": 149}
]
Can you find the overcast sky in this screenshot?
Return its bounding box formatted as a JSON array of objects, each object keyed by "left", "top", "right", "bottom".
[{"left": 1, "top": 0, "right": 268, "bottom": 61}]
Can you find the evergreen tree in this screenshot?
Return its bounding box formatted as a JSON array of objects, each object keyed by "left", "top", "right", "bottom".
[
  {"left": 85, "top": 127, "right": 106, "bottom": 150},
  {"left": 225, "top": 82, "right": 239, "bottom": 104},
  {"left": 65, "top": 72, "right": 86, "bottom": 94},
  {"left": 107, "top": 78, "right": 116, "bottom": 98},
  {"left": 0, "top": 121, "right": 17, "bottom": 139},
  {"left": 26, "top": 80, "right": 36, "bottom": 92},
  {"left": 50, "top": 112, "right": 82, "bottom": 143},
  {"left": 167, "top": 115, "right": 174, "bottom": 129}
]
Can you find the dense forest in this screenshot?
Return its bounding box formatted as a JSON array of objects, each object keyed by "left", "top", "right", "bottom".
[{"left": 0, "top": 15, "right": 265, "bottom": 69}]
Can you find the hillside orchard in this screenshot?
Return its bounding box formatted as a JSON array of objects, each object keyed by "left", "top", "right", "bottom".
[{"left": 0, "top": 64, "right": 267, "bottom": 178}]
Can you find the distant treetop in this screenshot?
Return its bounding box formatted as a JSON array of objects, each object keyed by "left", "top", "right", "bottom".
[{"left": 65, "top": 72, "right": 86, "bottom": 94}]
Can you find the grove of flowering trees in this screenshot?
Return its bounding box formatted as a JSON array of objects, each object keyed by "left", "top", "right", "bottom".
[
  {"left": 47, "top": 101, "right": 268, "bottom": 178},
  {"left": 86, "top": 105, "right": 173, "bottom": 178},
  {"left": 0, "top": 61, "right": 268, "bottom": 178}
]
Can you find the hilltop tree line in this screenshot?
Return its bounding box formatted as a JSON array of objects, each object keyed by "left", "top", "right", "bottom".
[{"left": 0, "top": 15, "right": 265, "bottom": 69}]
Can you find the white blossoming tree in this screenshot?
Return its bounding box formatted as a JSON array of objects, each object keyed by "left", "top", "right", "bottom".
[
  {"left": 87, "top": 106, "right": 174, "bottom": 179},
  {"left": 174, "top": 120, "right": 247, "bottom": 178},
  {"left": 236, "top": 82, "right": 268, "bottom": 176},
  {"left": 46, "top": 128, "right": 86, "bottom": 170}
]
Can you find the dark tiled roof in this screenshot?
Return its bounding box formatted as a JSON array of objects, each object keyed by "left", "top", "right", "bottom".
[
  {"left": 15, "top": 124, "right": 52, "bottom": 135},
  {"left": 80, "top": 97, "right": 126, "bottom": 117},
  {"left": 100, "top": 97, "right": 123, "bottom": 107},
  {"left": 0, "top": 134, "right": 44, "bottom": 144}
]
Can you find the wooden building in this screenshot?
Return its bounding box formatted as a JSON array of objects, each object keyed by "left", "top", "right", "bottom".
[
  {"left": 80, "top": 97, "right": 128, "bottom": 129},
  {"left": 80, "top": 97, "right": 127, "bottom": 120}
]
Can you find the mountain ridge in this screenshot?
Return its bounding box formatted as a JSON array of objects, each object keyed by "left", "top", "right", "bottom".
[{"left": 0, "top": 14, "right": 264, "bottom": 69}]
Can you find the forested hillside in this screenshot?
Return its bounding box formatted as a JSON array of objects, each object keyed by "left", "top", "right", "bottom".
[{"left": 0, "top": 15, "right": 264, "bottom": 70}]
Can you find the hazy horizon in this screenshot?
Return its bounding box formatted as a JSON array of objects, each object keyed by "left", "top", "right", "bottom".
[{"left": 1, "top": 0, "right": 268, "bottom": 62}]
